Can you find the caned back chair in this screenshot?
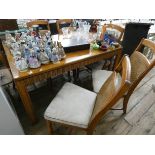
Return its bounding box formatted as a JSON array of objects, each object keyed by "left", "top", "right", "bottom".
[
  {"left": 100, "top": 23, "right": 125, "bottom": 43},
  {"left": 100, "top": 23, "right": 124, "bottom": 70},
  {"left": 123, "top": 38, "right": 155, "bottom": 113},
  {"left": 27, "top": 20, "right": 50, "bottom": 29},
  {"left": 44, "top": 55, "right": 131, "bottom": 134},
  {"left": 26, "top": 20, "right": 50, "bottom": 35},
  {"left": 92, "top": 38, "right": 155, "bottom": 114},
  {"left": 56, "top": 19, "right": 72, "bottom": 34}
]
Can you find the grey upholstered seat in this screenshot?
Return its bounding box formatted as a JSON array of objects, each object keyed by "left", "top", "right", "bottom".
[
  {"left": 44, "top": 82, "right": 97, "bottom": 128},
  {"left": 92, "top": 70, "right": 113, "bottom": 93}
]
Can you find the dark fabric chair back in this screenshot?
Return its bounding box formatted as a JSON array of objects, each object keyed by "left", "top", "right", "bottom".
[{"left": 122, "top": 23, "right": 152, "bottom": 56}]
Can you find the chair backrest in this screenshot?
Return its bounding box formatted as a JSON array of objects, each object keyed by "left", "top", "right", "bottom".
[
  {"left": 56, "top": 19, "right": 72, "bottom": 34},
  {"left": 89, "top": 55, "right": 131, "bottom": 128},
  {"left": 100, "top": 23, "right": 124, "bottom": 42},
  {"left": 130, "top": 38, "right": 155, "bottom": 84},
  {"left": 122, "top": 23, "right": 152, "bottom": 56},
  {"left": 0, "top": 19, "right": 18, "bottom": 31},
  {"left": 26, "top": 20, "right": 50, "bottom": 30}
]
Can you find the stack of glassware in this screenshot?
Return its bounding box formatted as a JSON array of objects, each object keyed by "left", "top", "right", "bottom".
[
  {"left": 5, "top": 29, "right": 66, "bottom": 72},
  {"left": 76, "top": 21, "right": 91, "bottom": 40}
]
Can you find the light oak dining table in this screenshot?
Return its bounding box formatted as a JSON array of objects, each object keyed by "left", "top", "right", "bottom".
[{"left": 2, "top": 35, "right": 122, "bottom": 124}]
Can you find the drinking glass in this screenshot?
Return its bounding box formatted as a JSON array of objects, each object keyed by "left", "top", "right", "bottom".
[{"left": 62, "top": 27, "right": 69, "bottom": 39}]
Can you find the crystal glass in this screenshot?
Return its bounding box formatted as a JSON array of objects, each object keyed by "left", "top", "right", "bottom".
[{"left": 62, "top": 27, "right": 69, "bottom": 38}]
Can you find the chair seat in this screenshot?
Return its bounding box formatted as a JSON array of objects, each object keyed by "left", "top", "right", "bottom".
[
  {"left": 92, "top": 70, "right": 113, "bottom": 93},
  {"left": 44, "top": 82, "right": 97, "bottom": 128}
]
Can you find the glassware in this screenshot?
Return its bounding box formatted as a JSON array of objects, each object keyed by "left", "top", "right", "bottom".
[
  {"left": 83, "top": 24, "right": 91, "bottom": 39},
  {"left": 62, "top": 27, "right": 69, "bottom": 38}
]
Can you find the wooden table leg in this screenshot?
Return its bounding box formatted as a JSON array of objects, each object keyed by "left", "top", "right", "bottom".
[{"left": 15, "top": 80, "right": 37, "bottom": 124}]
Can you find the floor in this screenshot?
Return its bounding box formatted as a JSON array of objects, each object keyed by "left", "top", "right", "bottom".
[{"left": 12, "top": 65, "right": 155, "bottom": 135}]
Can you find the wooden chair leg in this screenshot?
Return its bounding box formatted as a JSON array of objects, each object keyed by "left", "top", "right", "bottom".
[
  {"left": 86, "top": 129, "right": 94, "bottom": 135},
  {"left": 46, "top": 120, "right": 53, "bottom": 135},
  {"left": 123, "top": 94, "right": 131, "bottom": 114},
  {"left": 102, "top": 60, "right": 107, "bottom": 70}
]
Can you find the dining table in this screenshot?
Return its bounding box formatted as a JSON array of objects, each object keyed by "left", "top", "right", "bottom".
[{"left": 2, "top": 33, "right": 122, "bottom": 124}]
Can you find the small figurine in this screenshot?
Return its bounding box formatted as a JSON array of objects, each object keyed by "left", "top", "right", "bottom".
[
  {"left": 5, "top": 31, "right": 12, "bottom": 41},
  {"left": 38, "top": 49, "right": 49, "bottom": 64},
  {"left": 46, "top": 31, "right": 51, "bottom": 39},
  {"left": 20, "top": 32, "right": 27, "bottom": 41},
  {"left": 46, "top": 38, "right": 51, "bottom": 48},
  {"left": 11, "top": 42, "right": 19, "bottom": 51},
  {"left": 15, "top": 32, "right": 21, "bottom": 41},
  {"left": 15, "top": 57, "right": 28, "bottom": 72},
  {"left": 45, "top": 47, "right": 53, "bottom": 61},
  {"left": 52, "top": 43, "right": 60, "bottom": 62},
  {"left": 14, "top": 51, "right": 22, "bottom": 60},
  {"left": 12, "top": 49, "right": 21, "bottom": 58},
  {"left": 19, "top": 40, "right": 26, "bottom": 54},
  {"left": 58, "top": 42, "right": 66, "bottom": 59},
  {"left": 51, "top": 50, "right": 59, "bottom": 64},
  {"left": 24, "top": 46, "right": 31, "bottom": 61},
  {"left": 27, "top": 40, "right": 33, "bottom": 48},
  {"left": 10, "top": 37, "right": 16, "bottom": 43},
  {"left": 28, "top": 55, "right": 41, "bottom": 69},
  {"left": 54, "top": 41, "right": 61, "bottom": 60}
]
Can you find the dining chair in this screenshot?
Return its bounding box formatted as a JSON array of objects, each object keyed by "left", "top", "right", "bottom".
[
  {"left": 123, "top": 38, "right": 155, "bottom": 113},
  {"left": 56, "top": 19, "right": 73, "bottom": 34},
  {"left": 99, "top": 23, "right": 125, "bottom": 70},
  {"left": 100, "top": 23, "right": 125, "bottom": 43},
  {"left": 92, "top": 38, "right": 155, "bottom": 114},
  {"left": 26, "top": 20, "right": 50, "bottom": 35},
  {"left": 44, "top": 55, "right": 131, "bottom": 134}
]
